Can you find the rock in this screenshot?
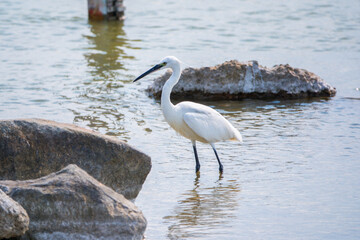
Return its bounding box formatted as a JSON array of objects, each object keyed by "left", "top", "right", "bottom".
[
  {"left": 0, "top": 164, "right": 146, "bottom": 240},
  {"left": 0, "top": 189, "right": 29, "bottom": 239},
  {"left": 146, "top": 60, "right": 336, "bottom": 99},
  {"left": 0, "top": 119, "right": 151, "bottom": 200}
]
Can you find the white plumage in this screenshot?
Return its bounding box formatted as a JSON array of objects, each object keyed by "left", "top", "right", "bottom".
[
  {"left": 134, "top": 56, "right": 242, "bottom": 173},
  {"left": 174, "top": 101, "right": 242, "bottom": 143}
]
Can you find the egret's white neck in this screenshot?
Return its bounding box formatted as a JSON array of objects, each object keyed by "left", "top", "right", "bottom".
[{"left": 161, "top": 63, "right": 181, "bottom": 117}]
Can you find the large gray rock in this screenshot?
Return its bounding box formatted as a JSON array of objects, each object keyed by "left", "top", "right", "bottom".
[
  {"left": 0, "top": 119, "right": 151, "bottom": 200},
  {"left": 0, "top": 164, "right": 146, "bottom": 240},
  {"left": 0, "top": 189, "right": 29, "bottom": 239},
  {"left": 146, "top": 60, "right": 336, "bottom": 99}
]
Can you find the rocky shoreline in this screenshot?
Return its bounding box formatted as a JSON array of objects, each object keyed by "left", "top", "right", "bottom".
[
  {"left": 146, "top": 60, "right": 336, "bottom": 100},
  {"left": 0, "top": 119, "right": 151, "bottom": 239}
]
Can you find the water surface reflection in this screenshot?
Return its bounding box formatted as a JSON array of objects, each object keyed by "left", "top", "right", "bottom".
[
  {"left": 84, "top": 20, "right": 133, "bottom": 75},
  {"left": 70, "top": 21, "right": 138, "bottom": 137},
  {"left": 164, "top": 175, "right": 241, "bottom": 239}
]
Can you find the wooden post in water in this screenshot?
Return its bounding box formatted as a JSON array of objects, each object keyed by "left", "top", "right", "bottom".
[{"left": 88, "top": 0, "right": 125, "bottom": 21}]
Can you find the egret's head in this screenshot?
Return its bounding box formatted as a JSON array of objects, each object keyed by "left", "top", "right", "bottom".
[
  {"left": 159, "top": 56, "right": 180, "bottom": 69},
  {"left": 133, "top": 56, "right": 180, "bottom": 82}
]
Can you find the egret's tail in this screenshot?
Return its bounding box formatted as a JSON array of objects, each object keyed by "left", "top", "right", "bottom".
[{"left": 231, "top": 128, "right": 243, "bottom": 143}]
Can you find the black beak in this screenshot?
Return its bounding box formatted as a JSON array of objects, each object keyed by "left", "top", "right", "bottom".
[{"left": 133, "top": 64, "right": 163, "bottom": 82}]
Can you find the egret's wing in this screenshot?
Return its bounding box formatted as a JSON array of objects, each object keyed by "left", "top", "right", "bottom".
[{"left": 183, "top": 110, "right": 237, "bottom": 143}]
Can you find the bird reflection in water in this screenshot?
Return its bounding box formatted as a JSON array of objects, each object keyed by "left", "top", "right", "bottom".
[{"left": 164, "top": 174, "right": 240, "bottom": 239}]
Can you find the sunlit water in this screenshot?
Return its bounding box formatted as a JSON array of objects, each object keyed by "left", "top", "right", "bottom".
[{"left": 1, "top": 0, "right": 360, "bottom": 239}]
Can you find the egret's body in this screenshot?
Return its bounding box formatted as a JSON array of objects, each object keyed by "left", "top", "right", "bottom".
[{"left": 134, "top": 56, "right": 242, "bottom": 173}]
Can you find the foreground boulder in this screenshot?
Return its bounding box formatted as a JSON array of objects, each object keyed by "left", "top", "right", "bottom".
[
  {"left": 146, "top": 60, "right": 336, "bottom": 99},
  {"left": 0, "top": 118, "right": 151, "bottom": 200},
  {"left": 0, "top": 164, "right": 146, "bottom": 240},
  {"left": 0, "top": 189, "right": 29, "bottom": 239}
]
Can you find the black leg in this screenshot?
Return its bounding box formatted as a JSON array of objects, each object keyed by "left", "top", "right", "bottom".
[
  {"left": 192, "top": 142, "right": 200, "bottom": 173},
  {"left": 211, "top": 144, "right": 223, "bottom": 173}
]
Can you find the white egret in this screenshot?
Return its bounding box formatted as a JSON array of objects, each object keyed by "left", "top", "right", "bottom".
[{"left": 134, "top": 56, "right": 242, "bottom": 173}]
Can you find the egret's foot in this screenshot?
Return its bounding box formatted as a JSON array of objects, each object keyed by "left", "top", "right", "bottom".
[
  {"left": 195, "top": 164, "right": 200, "bottom": 173},
  {"left": 211, "top": 144, "right": 224, "bottom": 174},
  {"left": 195, "top": 170, "right": 200, "bottom": 179},
  {"left": 218, "top": 171, "right": 224, "bottom": 181},
  {"left": 219, "top": 164, "right": 223, "bottom": 173}
]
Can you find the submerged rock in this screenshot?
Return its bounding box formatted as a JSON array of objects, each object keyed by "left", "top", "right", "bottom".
[
  {"left": 0, "top": 189, "right": 29, "bottom": 239},
  {"left": 146, "top": 60, "right": 336, "bottom": 99},
  {"left": 0, "top": 119, "right": 151, "bottom": 200},
  {"left": 0, "top": 164, "right": 147, "bottom": 240}
]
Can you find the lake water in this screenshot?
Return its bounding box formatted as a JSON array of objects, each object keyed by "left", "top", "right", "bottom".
[{"left": 1, "top": 0, "right": 360, "bottom": 239}]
